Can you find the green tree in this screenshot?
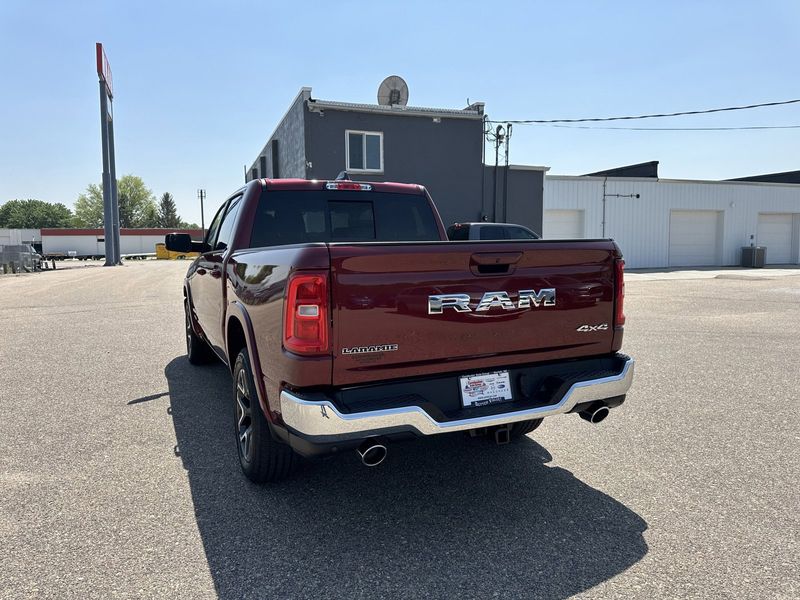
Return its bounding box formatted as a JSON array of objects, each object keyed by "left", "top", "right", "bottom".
[
  {"left": 73, "top": 184, "right": 104, "bottom": 227},
  {"left": 158, "top": 192, "right": 181, "bottom": 228},
  {"left": 74, "top": 175, "right": 158, "bottom": 228},
  {"left": 118, "top": 176, "right": 157, "bottom": 227},
  {"left": 0, "top": 199, "right": 73, "bottom": 228},
  {"left": 141, "top": 202, "right": 161, "bottom": 227}
]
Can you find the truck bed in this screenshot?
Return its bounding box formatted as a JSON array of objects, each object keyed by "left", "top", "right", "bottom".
[
  {"left": 227, "top": 238, "right": 623, "bottom": 406},
  {"left": 329, "top": 239, "right": 621, "bottom": 385}
]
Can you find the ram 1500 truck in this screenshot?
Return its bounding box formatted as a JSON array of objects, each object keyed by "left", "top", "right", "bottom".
[{"left": 166, "top": 178, "right": 634, "bottom": 483}]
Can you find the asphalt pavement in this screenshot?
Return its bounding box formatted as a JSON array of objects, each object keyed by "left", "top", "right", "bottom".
[{"left": 0, "top": 261, "right": 798, "bottom": 599}]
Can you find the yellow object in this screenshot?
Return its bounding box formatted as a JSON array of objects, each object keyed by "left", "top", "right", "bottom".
[{"left": 155, "top": 243, "right": 200, "bottom": 260}]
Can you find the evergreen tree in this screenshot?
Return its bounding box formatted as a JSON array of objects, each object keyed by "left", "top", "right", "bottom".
[{"left": 158, "top": 192, "right": 181, "bottom": 228}]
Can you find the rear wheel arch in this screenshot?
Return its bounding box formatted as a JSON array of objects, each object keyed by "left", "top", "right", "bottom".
[{"left": 225, "top": 307, "right": 277, "bottom": 427}]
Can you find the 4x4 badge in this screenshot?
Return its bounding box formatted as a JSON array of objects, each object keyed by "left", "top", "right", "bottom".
[{"left": 576, "top": 323, "right": 609, "bottom": 332}]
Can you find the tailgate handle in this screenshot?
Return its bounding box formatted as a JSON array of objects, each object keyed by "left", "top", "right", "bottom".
[{"left": 470, "top": 252, "right": 522, "bottom": 275}]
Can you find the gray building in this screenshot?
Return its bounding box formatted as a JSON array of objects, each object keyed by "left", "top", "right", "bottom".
[{"left": 247, "top": 87, "right": 546, "bottom": 233}]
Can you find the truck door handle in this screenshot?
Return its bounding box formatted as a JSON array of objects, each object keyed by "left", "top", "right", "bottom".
[
  {"left": 197, "top": 267, "right": 207, "bottom": 275},
  {"left": 470, "top": 252, "right": 522, "bottom": 276},
  {"left": 210, "top": 268, "right": 222, "bottom": 279},
  {"left": 471, "top": 252, "right": 522, "bottom": 265}
]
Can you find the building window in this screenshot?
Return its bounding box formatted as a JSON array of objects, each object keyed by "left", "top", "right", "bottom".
[{"left": 346, "top": 130, "right": 383, "bottom": 173}]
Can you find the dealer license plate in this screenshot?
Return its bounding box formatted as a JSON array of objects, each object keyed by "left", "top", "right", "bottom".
[{"left": 459, "top": 370, "right": 513, "bottom": 408}]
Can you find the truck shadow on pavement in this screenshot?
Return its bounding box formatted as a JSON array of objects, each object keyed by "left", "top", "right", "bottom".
[{"left": 164, "top": 356, "right": 648, "bottom": 599}]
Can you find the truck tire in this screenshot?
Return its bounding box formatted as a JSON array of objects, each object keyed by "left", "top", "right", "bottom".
[
  {"left": 233, "top": 349, "right": 296, "bottom": 483},
  {"left": 510, "top": 418, "right": 543, "bottom": 438},
  {"left": 185, "top": 302, "right": 215, "bottom": 365}
]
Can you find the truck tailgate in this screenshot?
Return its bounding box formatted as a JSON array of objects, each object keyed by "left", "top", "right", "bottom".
[{"left": 329, "top": 240, "right": 620, "bottom": 386}]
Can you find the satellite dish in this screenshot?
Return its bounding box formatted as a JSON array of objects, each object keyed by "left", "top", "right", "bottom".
[{"left": 377, "top": 76, "right": 409, "bottom": 107}]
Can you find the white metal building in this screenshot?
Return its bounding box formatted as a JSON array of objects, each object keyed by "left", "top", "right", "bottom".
[{"left": 543, "top": 176, "right": 800, "bottom": 268}]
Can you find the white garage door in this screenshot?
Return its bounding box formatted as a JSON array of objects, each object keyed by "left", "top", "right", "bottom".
[
  {"left": 544, "top": 210, "right": 584, "bottom": 239},
  {"left": 757, "top": 213, "right": 794, "bottom": 264},
  {"left": 669, "top": 210, "right": 721, "bottom": 267}
]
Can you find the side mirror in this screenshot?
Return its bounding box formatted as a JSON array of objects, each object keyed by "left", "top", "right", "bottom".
[{"left": 165, "top": 233, "right": 193, "bottom": 253}]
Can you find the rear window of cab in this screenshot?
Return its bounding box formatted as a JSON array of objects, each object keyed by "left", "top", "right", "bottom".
[{"left": 249, "top": 190, "right": 440, "bottom": 248}]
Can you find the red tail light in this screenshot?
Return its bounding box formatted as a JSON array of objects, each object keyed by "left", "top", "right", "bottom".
[
  {"left": 284, "top": 272, "right": 329, "bottom": 355},
  {"left": 614, "top": 259, "right": 626, "bottom": 327}
]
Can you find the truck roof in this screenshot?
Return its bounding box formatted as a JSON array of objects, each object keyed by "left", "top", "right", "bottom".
[{"left": 259, "top": 178, "right": 425, "bottom": 195}]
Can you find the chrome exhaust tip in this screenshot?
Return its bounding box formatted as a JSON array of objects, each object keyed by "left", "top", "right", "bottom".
[
  {"left": 357, "top": 440, "right": 388, "bottom": 467},
  {"left": 579, "top": 404, "right": 610, "bottom": 424}
]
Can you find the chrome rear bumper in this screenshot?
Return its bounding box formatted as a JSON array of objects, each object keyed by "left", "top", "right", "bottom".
[{"left": 280, "top": 357, "right": 634, "bottom": 442}]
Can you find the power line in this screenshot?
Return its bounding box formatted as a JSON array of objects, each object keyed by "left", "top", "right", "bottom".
[
  {"left": 487, "top": 98, "right": 800, "bottom": 124},
  {"left": 545, "top": 123, "right": 800, "bottom": 131}
]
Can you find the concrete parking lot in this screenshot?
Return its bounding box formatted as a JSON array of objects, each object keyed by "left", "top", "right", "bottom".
[{"left": 1, "top": 261, "right": 798, "bottom": 599}]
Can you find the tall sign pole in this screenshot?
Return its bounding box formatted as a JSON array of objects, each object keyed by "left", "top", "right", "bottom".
[
  {"left": 107, "top": 103, "right": 121, "bottom": 264},
  {"left": 96, "top": 43, "right": 120, "bottom": 266}
]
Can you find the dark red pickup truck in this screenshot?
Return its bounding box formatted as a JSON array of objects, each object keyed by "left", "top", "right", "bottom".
[{"left": 166, "top": 178, "right": 634, "bottom": 483}]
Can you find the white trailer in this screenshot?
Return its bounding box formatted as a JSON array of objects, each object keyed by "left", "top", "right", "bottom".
[
  {"left": 0, "top": 228, "right": 41, "bottom": 247},
  {"left": 40, "top": 228, "right": 204, "bottom": 259}
]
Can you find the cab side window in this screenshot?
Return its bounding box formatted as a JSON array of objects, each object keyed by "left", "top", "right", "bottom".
[
  {"left": 215, "top": 197, "right": 242, "bottom": 251},
  {"left": 204, "top": 205, "right": 226, "bottom": 249}
]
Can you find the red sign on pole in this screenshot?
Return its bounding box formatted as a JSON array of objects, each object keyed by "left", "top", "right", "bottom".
[{"left": 96, "top": 43, "right": 113, "bottom": 98}]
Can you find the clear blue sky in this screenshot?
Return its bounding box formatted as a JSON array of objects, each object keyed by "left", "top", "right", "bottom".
[{"left": 1, "top": 0, "right": 798, "bottom": 224}]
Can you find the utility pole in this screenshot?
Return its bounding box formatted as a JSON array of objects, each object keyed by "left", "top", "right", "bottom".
[
  {"left": 198, "top": 189, "right": 206, "bottom": 234},
  {"left": 502, "top": 123, "right": 512, "bottom": 223},
  {"left": 490, "top": 125, "right": 505, "bottom": 222},
  {"left": 481, "top": 116, "right": 488, "bottom": 220}
]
